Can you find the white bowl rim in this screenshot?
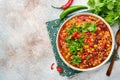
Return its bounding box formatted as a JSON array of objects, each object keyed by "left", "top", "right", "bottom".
[{"left": 56, "top": 13, "right": 115, "bottom": 71}]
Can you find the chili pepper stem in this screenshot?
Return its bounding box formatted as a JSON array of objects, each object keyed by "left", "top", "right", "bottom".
[{"left": 51, "top": 5, "right": 62, "bottom": 9}]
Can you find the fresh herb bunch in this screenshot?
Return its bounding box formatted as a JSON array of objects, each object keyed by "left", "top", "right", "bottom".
[{"left": 87, "top": 0, "right": 120, "bottom": 28}]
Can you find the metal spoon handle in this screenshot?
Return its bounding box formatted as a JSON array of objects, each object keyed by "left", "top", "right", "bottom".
[{"left": 106, "top": 45, "right": 119, "bottom": 76}]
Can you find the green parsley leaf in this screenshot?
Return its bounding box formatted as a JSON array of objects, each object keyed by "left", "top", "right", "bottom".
[
  {"left": 87, "top": 0, "right": 95, "bottom": 8},
  {"left": 84, "top": 22, "right": 89, "bottom": 27},
  {"left": 69, "top": 45, "right": 78, "bottom": 55},
  {"left": 66, "top": 25, "right": 78, "bottom": 35},
  {"left": 107, "top": 1, "right": 114, "bottom": 10},
  {"left": 87, "top": 23, "right": 96, "bottom": 32},
  {"left": 65, "top": 35, "right": 71, "bottom": 43},
  {"left": 72, "top": 56, "right": 82, "bottom": 65},
  {"left": 88, "top": 0, "right": 120, "bottom": 28},
  {"left": 69, "top": 39, "right": 84, "bottom": 55}
]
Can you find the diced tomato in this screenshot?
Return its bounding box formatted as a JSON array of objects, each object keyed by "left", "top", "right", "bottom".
[
  {"left": 72, "top": 32, "right": 78, "bottom": 38},
  {"left": 76, "top": 33, "right": 82, "bottom": 39},
  {"left": 85, "top": 38, "right": 89, "bottom": 43},
  {"left": 85, "top": 38, "right": 93, "bottom": 46},
  {"left": 81, "top": 55, "right": 85, "bottom": 59},
  {"left": 56, "top": 66, "right": 63, "bottom": 73},
  {"left": 81, "top": 52, "right": 88, "bottom": 59},
  {"left": 102, "top": 39, "right": 107, "bottom": 46},
  {"left": 100, "top": 39, "right": 107, "bottom": 50},
  {"left": 85, "top": 38, "right": 92, "bottom": 45},
  {"left": 87, "top": 32, "right": 91, "bottom": 36},
  {"left": 89, "top": 42, "right": 93, "bottom": 47},
  {"left": 60, "top": 35, "right": 64, "bottom": 41}
]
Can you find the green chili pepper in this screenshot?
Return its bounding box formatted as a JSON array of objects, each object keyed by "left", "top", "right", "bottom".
[{"left": 60, "top": 5, "right": 88, "bottom": 19}]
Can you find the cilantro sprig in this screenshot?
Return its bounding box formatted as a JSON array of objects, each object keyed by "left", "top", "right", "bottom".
[
  {"left": 72, "top": 55, "right": 82, "bottom": 65},
  {"left": 87, "top": 0, "right": 120, "bottom": 28}
]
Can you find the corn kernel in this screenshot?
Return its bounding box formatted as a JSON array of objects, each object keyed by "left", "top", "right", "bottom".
[
  {"left": 80, "top": 66, "right": 83, "bottom": 69},
  {"left": 96, "top": 19, "right": 100, "bottom": 23},
  {"left": 84, "top": 45, "right": 89, "bottom": 48},
  {"left": 91, "top": 38, "right": 94, "bottom": 41},
  {"left": 97, "top": 27, "right": 101, "bottom": 30},
  {"left": 91, "top": 48, "right": 95, "bottom": 52},
  {"left": 94, "top": 45, "right": 97, "bottom": 48},
  {"left": 107, "top": 44, "right": 110, "bottom": 47},
  {"left": 65, "top": 52, "right": 71, "bottom": 59}
]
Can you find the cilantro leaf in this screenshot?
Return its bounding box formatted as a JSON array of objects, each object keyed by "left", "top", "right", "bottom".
[
  {"left": 65, "top": 35, "right": 71, "bottom": 43},
  {"left": 72, "top": 56, "right": 82, "bottom": 65},
  {"left": 69, "top": 38, "right": 84, "bottom": 55},
  {"left": 84, "top": 22, "right": 89, "bottom": 27},
  {"left": 66, "top": 25, "right": 77, "bottom": 35},
  {"left": 69, "top": 45, "right": 78, "bottom": 55},
  {"left": 87, "top": 0, "right": 95, "bottom": 8},
  {"left": 88, "top": 0, "right": 120, "bottom": 28},
  {"left": 107, "top": 1, "right": 114, "bottom": 10},
  {"left": 87, "top": 23, "right": 96, "bottom": 32}
]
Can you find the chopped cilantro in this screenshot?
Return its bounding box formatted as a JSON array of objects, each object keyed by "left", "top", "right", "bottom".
[
  {"left": 87, "top": 0, "right": 95, "bottom": 8},
  {"left": 72, "top": 55, "right": 82, "bottom": 65},
  {"left": 87, "top": 23, "right": 96, "bottom": 32},
  {"left": 65, "top": 35, "right": 71, "bottom": 43},
  {"left": 87, "top": 0, "right": 120, "bottom": 28},
  {"left": 68, "top": 38, "right": 84, "bottom": 55}
]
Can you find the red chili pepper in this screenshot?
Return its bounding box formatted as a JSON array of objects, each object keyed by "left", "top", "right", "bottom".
[
  {"left": 52, "top": 0, "right": 73, "bottom": 10},
  {"left": 51, "top": 63, "right": 55, "bottom": 70},
  {"left": 56, "top": 66, "right": 63, "bottom": 73}
]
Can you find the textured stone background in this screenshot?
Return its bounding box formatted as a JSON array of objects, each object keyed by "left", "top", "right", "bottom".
[{"left": 0, "top": 0, "right": 119, "bottom": 80}]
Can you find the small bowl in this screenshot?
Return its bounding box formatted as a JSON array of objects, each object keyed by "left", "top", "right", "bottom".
[{"left": 56, "top": 13, "right": 115, "bottom": 71}]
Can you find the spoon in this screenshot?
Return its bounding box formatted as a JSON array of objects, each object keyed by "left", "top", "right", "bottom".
[{"left": 106, "top": 29, "right": 120, "bottom": 76}]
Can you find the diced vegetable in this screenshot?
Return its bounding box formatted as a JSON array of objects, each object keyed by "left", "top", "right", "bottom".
[
  {"left": 56, "top": 66, "right": 63, "bottom": 73},
  {"left": 71, "top": 32, "right": 78, "bottom": 38},
  {"left": 76, "top": 33, "right": 82, "bottom": 39},
  {"left": 87, "top": 23, "right": 96, "bottom": 32}
]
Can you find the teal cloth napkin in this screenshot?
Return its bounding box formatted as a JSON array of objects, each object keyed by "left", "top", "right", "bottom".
[{"left": 46, "top": 10, "right": 119, "bottom": 77}]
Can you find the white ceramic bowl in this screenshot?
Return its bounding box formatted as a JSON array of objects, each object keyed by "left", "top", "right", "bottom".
[{"left": 56, "top": 13, "right": 115, "bottom": 71}]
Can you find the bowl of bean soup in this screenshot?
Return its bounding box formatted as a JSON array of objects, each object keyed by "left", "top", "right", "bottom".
[{"left": 56, "top": 13, "right": 115, "bottom": 71}]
